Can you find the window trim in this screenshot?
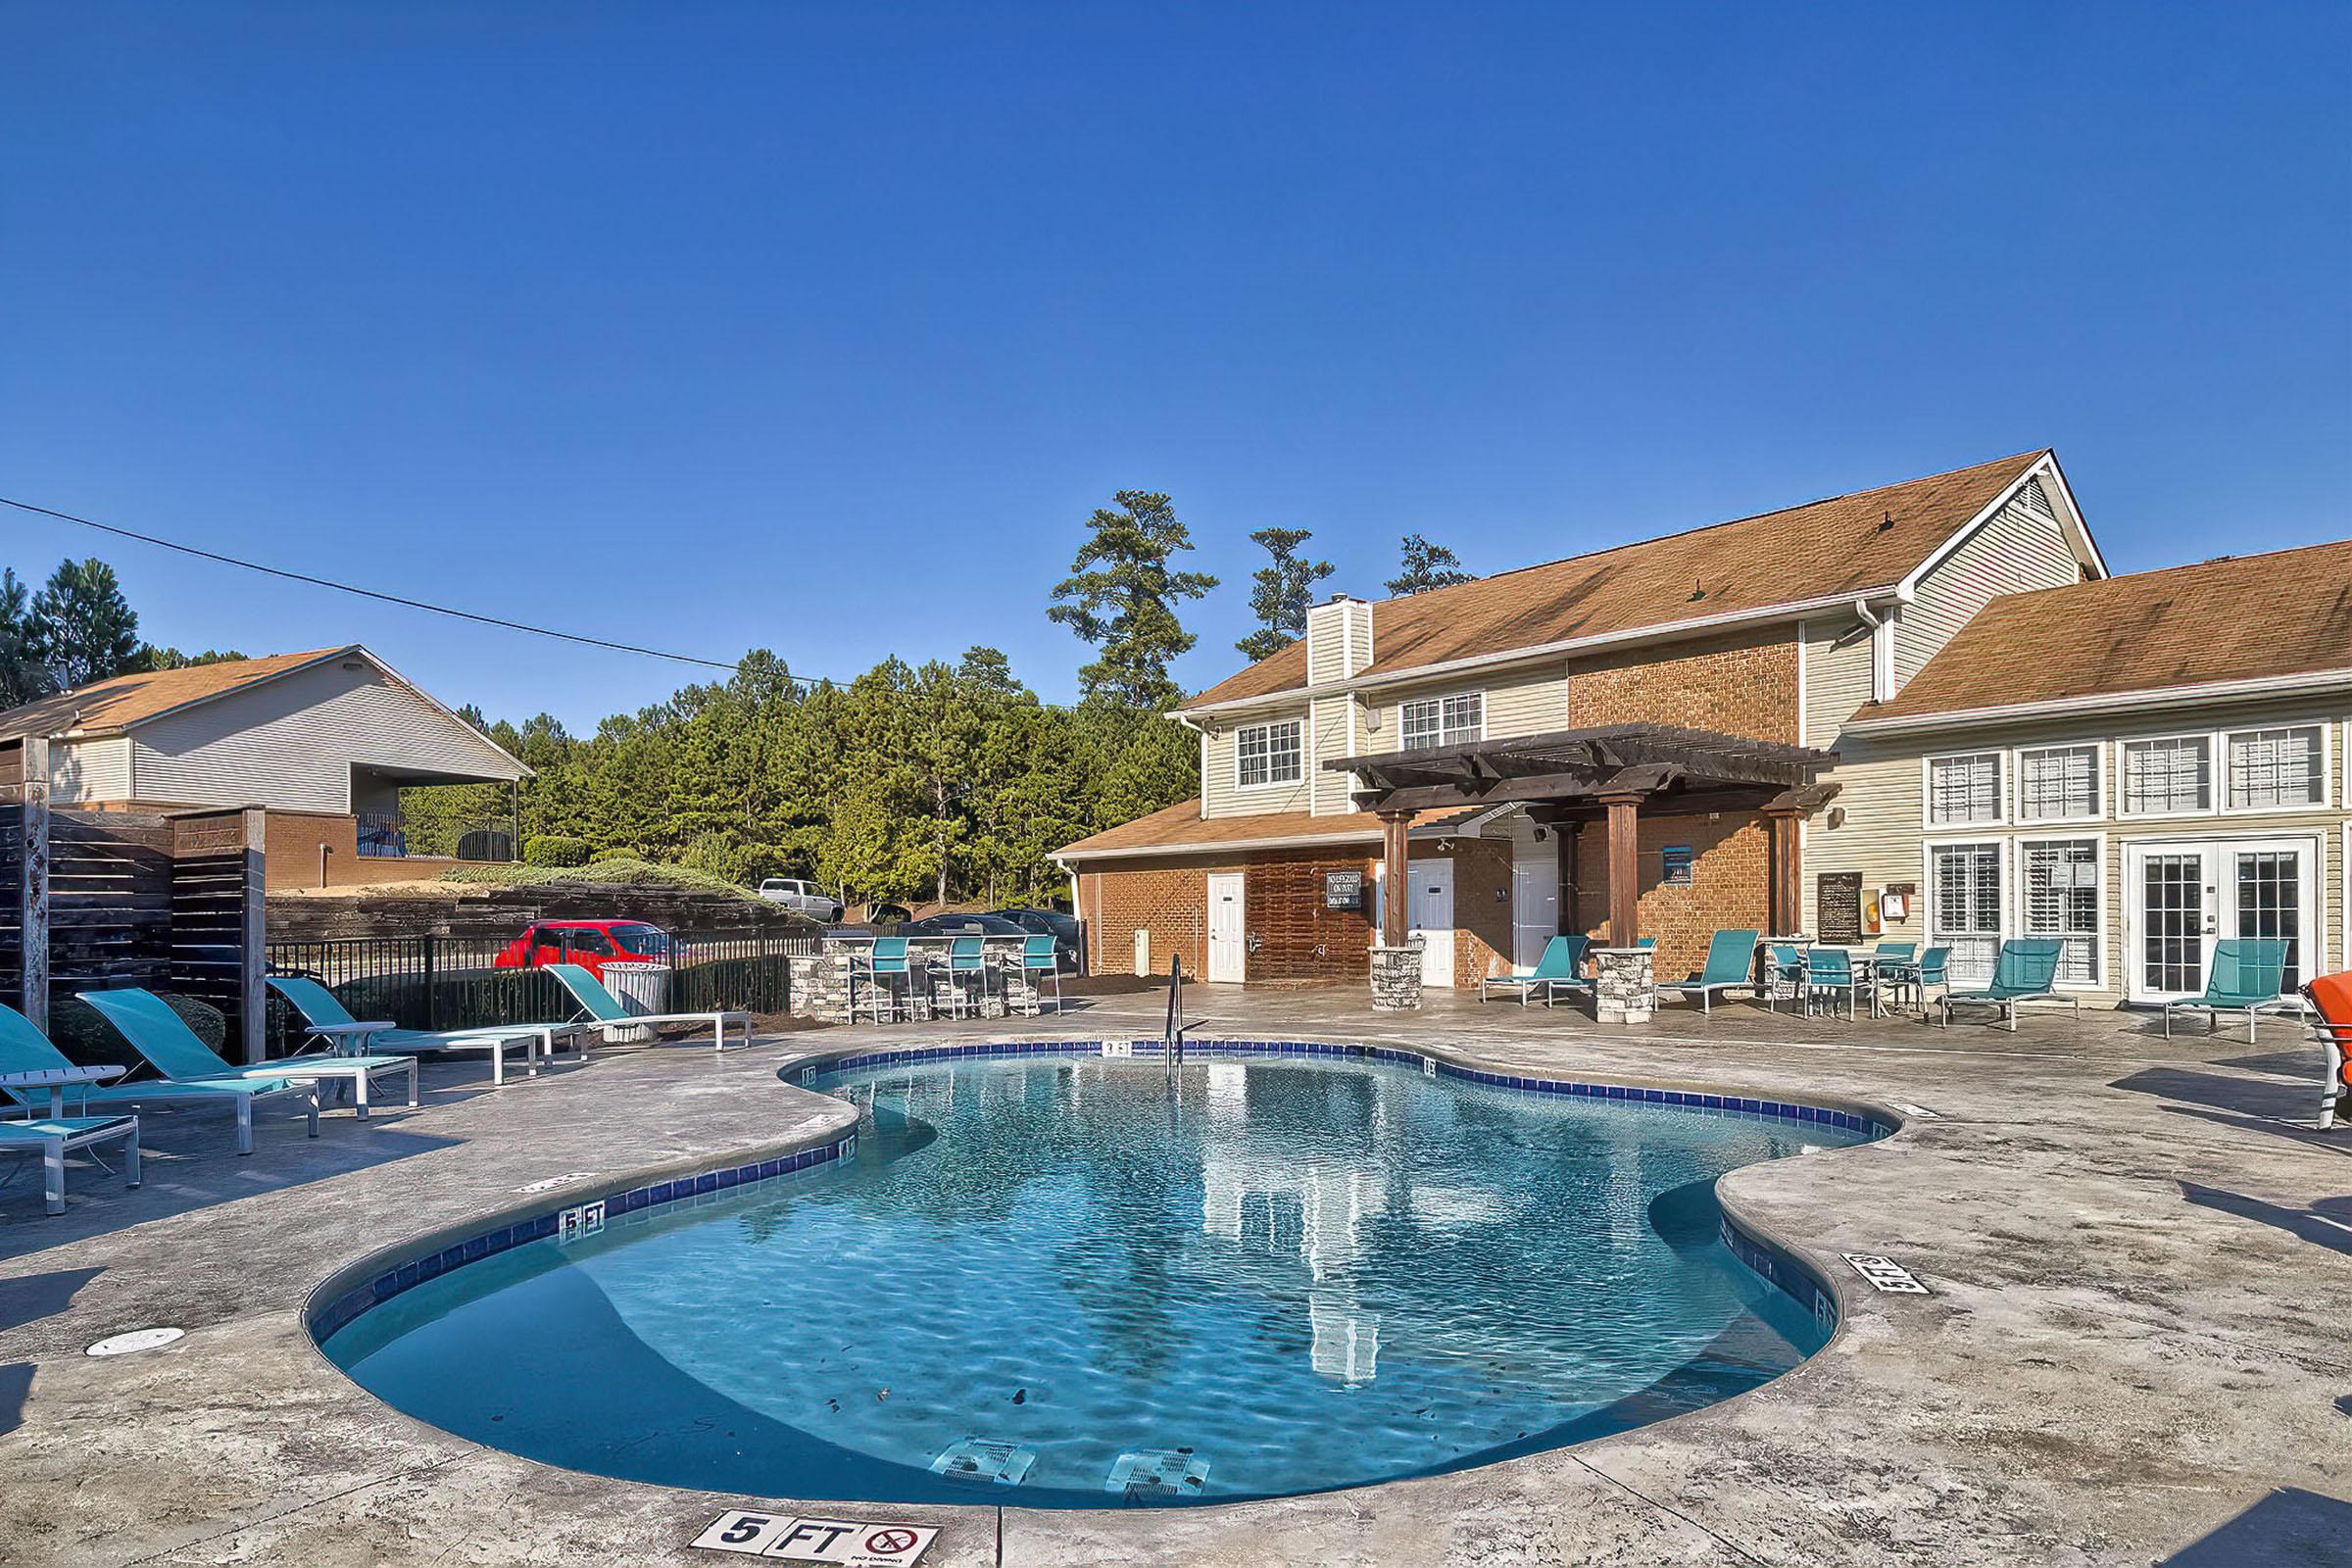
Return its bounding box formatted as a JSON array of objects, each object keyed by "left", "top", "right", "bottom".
[
  {"left": 1234, "top": 717, "right": 1304, "bottom": 792},
  {"left": 1921, "top": 750, "right": 2008, "bottom": 830},
  {"left": 2116, "top": 730, "right": 2219, "bottom": 820},
  {"left": 2012, "top": 831, "right": 2108, "bottom": 993},
  {"left": 1922, "top": 835, "right": 2011, "bottom": 984},
  {"left": 2013, "top": 742, "right": 2106, "bottom": 826},
  {"left": 2218, "top": 722, "right": 2331, "bottom": 817},
  {"left": 1396, "top": 688, "right": 1487, "bottom": 753}
]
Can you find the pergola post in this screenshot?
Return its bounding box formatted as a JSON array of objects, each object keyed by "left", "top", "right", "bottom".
[
  {"left": 1379, "top": 809, "right": 1412, "bottom": 946},
  {"left": 1554, "top": 821, "right": 1579, "bottom": 936},
  {"left": 1765, "top": 805, "right": 1803, "bottom": 936},
  {"left": 1599, "top": 789, "right": 1642, "bottom": 947}
]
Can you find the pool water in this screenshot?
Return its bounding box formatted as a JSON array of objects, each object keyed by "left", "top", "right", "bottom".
[{"left": 322, "top": 1054, "right": 1867, "bottom": 1505}]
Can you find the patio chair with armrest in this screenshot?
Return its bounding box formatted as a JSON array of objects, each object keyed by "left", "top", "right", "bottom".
[
  {"left": 1657, "top": 930, "right": 1761, "bottom": 1016},
  {"left": 1801, "top": 947, "right": 1865, "bottom": 1020},
  {"left": 1876, "top": 946, "right": 1950, "bottom": 1014},
  {"left": 268, "top": 976, "right": 578, "bottom": 1086},
  {"left": 0, "top": 1000, "right": 316, "bottom": 1154},
  {"left": 80, "top": 987, "right": 418, "bottom": 1121},
  {"left": 2306, "top": 970, "right": 2351, "bottom": 1133},
  {"left": 1480, "top": 935, "right": 1589, "bottom": 1008},
  {"left": 1763, "top": 944, "right": 1809, "bottom": 1012},
  {"left": 1938, "top": 939, "right": 2076, "bottom": 1032},
  {"left": 2162, "top": 939, "right": 2290, "bottom": 1043},
  {"left": 544, "top": 963, "right": 751, "bottom": 1051}
]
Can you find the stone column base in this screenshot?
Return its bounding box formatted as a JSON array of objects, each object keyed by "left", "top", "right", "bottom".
[
  {"left": 1370, "top": 946, "right": 1424, "bottom": 1011},
  {"left": 1593, "top": 946, "right": 1656, "bottom": 1025}
]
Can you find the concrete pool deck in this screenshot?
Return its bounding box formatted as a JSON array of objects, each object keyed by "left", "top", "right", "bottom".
[{"left": 0, "top": 987, "right": 2346, "bottom": 1565}]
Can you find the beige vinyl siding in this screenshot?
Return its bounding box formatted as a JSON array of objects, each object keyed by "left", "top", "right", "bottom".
[
  {"left": 130, "top": 658, "right": 523, "bottom": 814},
  {"left": 1309, "top": 695, "right": 1363, "bottom": 815},
  {"left": 1802, "top": 615, "right": 1875, "bottom": 752},
  {"left": 47, "top": 737, "right": 131, "bottom": 803},
  {"left": 1371, "top": 662, "right": 1568, "bottom": 750},
  {"left": 1807, "top": 697, "right": 2349, "bottom": 1003},
  {"left": 1347, "top": 608, "right": 1373, "bottom": 676},
  {"left": 1303, "top": 599, "right": 1372, "bottom": 687},
  {"left": 1200, "top": 706, "right": 1313, "bottom": 819},
  {"left": 1898, "top": 490, "right": 2083, "bottom": 689}
]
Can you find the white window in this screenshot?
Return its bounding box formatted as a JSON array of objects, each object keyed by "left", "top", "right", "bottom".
[
  {"left": 2016, "top": 745, "right": 2101, "bottom": 823},
  {"left": 1399, "top": 691, "right": 1484, "bottom": 751},
  {"left": 1926, "top": 752, "right": 2003, "bottom": 826},
  {"left": 1236, "top": 719, "right": 1302, "bottom": 789},
  {"left": 2122, "top": 735, "right": 2212, "bottom": 815},
  {"left": 2226, "top": 725, "right": 2325, "bottom": 810},
  {"left": 2019, "top": 837, "right": 2101, "bottom": 986},
  {"left": 1929, "top": 841, "right": 2004, "bottom": 985}
]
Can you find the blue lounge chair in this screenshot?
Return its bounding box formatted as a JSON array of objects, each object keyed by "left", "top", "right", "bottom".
[
  {"left": 1938, "top": 939, "right": 2075, "bottom": 1032},
  {"left": 1802, "top": 948, "right": 1865, "bottom": 1019},
  {"left": 0, "top": 1000, "right": 315, "bottom": 1154},
  {"left": 850, "top": 937, "right": 914, "bottom": 1023},
  {"left": 1480, "top": 935, "right": 1590, "bottom": 1007},
  {"left": 80, "top": 987, "right": 418, "bottom": 1121},
  {"left": 544, "top": 963, "right": 750, "bottom": 1050},
  {"left": 269, "top": 975, "right": 577, "bottom": 1085},
  {"left": 2162, "top": 939, "right": 2291, "bottom": 1043},
  {"left": 1657, "top": 929, "right": 1760, "bottom": 1016}
]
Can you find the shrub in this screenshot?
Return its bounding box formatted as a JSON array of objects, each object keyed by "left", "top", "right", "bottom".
[
  {"left": 49, "top": 991, "right": 228, "bottom": 1065},
  {"left": 523, "top": 834, "right": 593, "bottom": 867}
]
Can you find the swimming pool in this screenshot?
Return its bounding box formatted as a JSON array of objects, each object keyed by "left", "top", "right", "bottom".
[{"left": 318, "top": 1049, "right": 1876, "bottom": 1505}]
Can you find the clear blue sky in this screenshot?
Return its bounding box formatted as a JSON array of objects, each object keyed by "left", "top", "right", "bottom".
[{"left": 4, "top": 2, "right": 2346, "bottom": 730}]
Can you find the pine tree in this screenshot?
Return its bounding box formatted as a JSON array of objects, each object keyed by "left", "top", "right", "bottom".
[
  {"left": 1047, "top": 491, "right": 1216, "bottom": 710},
  {"left": 31, "top": 558, "right": 141, "bottom": 688},
  {"left": 1387, "top": 534, "right": 1475, "bottom": 596},
  {"left": 1236, "top": 526, "right": 1335, "bottom": 662},
  {"left": 0, "top": 569, "right": 46, "bottom": 708}
]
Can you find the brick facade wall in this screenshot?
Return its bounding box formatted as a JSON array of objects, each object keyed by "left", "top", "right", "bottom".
[
  {"left": 1451, "top": 837, "right": 1514, "bottom": 988},
  {"left": 1082, "top": 848, "right": 1382, "bottom": 984},
  {"left": 1567, "top": 811, "right": 1769, "bottom": 982},
  {"left": 1569, "top": 628, "right": 1799, "bottom": 743}
]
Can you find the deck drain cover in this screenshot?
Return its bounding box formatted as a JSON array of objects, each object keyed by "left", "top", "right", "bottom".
[{"left": 87, "top": 1326, "right": 183, "bottom": 1356}]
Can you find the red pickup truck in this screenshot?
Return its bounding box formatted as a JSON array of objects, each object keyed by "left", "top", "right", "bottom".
[{"left": 492, "top": 919, "right": 672, "bottom": 983}]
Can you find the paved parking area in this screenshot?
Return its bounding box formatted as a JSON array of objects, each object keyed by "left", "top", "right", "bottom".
[{"left": 0, "top": 985, "right": 2345, "bottom": 1565}]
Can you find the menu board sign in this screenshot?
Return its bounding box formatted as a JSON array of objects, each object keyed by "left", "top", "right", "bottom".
[{"left": 1817, "top": 871, "right": 1865, "bottom": 945}]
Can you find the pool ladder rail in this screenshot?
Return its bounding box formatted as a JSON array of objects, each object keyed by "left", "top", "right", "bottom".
[{"left": 1164, "top": 956, "right": 1207, "bottom": 1078}]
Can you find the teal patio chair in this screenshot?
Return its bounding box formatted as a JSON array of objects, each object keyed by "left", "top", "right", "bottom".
[
  {"left": 1480, "top": 935, "right": 1590, "bottom": 1008},
  {"left": 930, "top": 937, "right": 990, "bottom": 1020},
  {"left": 1657, "top": 929, "right": 1761, "bottom": 1016},
  {"left": 1763, "top": 944, "right": 1809, "bottom": 1012},
  {"left": 1802, "top": 948, "right": 1865, "bottom": 1020},
  {"left": 1938, "top": 939, "right": 2076, "bottom": 1032},
  {"left": 1868, "top": 941, "right": 1918, "bottom": 1011},
  {"left": 1017, "top": 934, "right": 1064, "bottom": 1015},
  {"left": 0, "top": 999, "right": 315, "bottom": 1154},
  {"left": 2162, "top": 939, "right": 2291, "bottom": 1043},
  {"left": 1877, "top": 945, "right": 1951, "bottom": 1015},
  {"left": 544, "top": 963, "right": 751, "bottom": 1051},
  {"left": 269, "top": 975, "right": 578, "bottom": 1086},
  {"left": 80, "top": 987, "right": 417, "bottom": 1121},
  {"left": 851, "top": 937, "right": 914, "bottom": 1023}
]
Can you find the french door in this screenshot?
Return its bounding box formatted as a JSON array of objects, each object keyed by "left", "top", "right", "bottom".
[{"left": 2124, "top": 837, "right": 2318, "bottom": 1003}]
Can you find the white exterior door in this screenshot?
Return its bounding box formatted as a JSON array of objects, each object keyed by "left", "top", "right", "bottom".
[
  {"left": 1407, "top": 858, "right": 1455, "bottom": 988},
  {"left": 2126, "top": 836, "right": 2320, "bottom": 1003},
  {"left": 1205, "top": 872, "right": 1247, "bottom": 984},
  {"left": 1510, "top": 849, "right": 1557, "bottom": 971}
]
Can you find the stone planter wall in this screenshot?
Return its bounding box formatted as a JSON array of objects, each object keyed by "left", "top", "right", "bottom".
[
  {"left": 1370, "top": 945, "right": 1424, "bottom": 1011},
  {"left": 1592, "top": 946, "right": 1656, "bottom": 1025}
]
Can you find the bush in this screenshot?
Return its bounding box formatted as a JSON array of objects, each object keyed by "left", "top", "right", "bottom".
[
  {"left": 523, "top": 834, "right": 593, "bottom": 867},
  {"left": 49, "top": 991, "right": 228, "bottom": 1065}
]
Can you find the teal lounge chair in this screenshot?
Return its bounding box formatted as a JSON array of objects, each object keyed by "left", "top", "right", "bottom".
[
  {"left": 1938, "top": 939, "right": 2076, "bottom": 1032},
  {"left": 269, "top": 975, "right": 577, "bottom": 1086},
  {"left": 0, "top": 1000, "right": 315, "bottom": 1154},
  {"left": 2162, "top": 939, "right": 2291, "bottom": 1043},
  {"left": 544, "top": 963, "right": 750, "bottom": 1050},
  {"left": 1481, "top": 935, "right": 1590, "bottom": 1007},
  {"left": 80, "top": 987, "right": 417, "bottom": 1120},
  {"left": 1657, "top": 929, "right": 1759, "bottom": 1016}
]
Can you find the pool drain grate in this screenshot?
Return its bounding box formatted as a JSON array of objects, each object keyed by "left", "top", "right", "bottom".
[
  {"left": 928, "top": 1437, "right": 1036, "bottom": 1486},
  {"left": 1105, "top": 1447, "right": 1210, "bottom": 1496}
]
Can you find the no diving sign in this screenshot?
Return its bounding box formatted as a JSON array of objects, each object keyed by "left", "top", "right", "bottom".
[{"left": 692, "top": 1510, "right": 938, "bottom": 1566}]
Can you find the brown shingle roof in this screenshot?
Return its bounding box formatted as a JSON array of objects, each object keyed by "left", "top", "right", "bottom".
[
  {"left": 1059, "top": 799, "right": 1477, "bottom": 860},
  {"left": 1186, "top": 451, "right": 2054, "bottom": 709},
  {"left": 1867, "top": 540, "right": 2352, "bottom": 721},
  {"left": 0, "top": 647, "right": 351, "bottom": 739}
]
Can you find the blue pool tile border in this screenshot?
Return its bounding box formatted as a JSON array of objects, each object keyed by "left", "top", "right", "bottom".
[{"left": 308, "top": 1127, "right": 859, "bottom": 1344}]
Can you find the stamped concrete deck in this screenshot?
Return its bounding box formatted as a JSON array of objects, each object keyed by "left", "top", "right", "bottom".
[{"left": 1, "top": 986, "right": 2346, "bottom": 1566}]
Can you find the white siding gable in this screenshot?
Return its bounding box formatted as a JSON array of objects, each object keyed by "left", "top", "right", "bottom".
[
  {"left": 130, "top": 658, "right": 522, "bottom": 812},
  {"left": 1899, "top": 489, "right": 2084, "bottom": 688}
]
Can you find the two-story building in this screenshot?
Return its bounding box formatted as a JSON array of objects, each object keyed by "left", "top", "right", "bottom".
[{"left": 1058, "top": 450, "right": 2112, "bottom": 989}]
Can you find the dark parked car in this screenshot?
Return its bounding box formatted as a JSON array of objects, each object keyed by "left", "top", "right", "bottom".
[
  {"left": 897, "top": 912, "right": 1030, "bottom": 941},
  {"left": 990, "top": 907, "right": 1083, "bottom": 973}
]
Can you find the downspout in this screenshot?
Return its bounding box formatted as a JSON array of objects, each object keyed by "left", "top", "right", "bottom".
[{"left": 1170, "top": 710, "right": 1207, "bottom": 819}]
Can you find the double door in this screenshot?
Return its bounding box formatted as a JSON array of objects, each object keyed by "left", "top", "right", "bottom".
[{"left": 2124, "top": 836, "right": 2318, "bottom": 1003}]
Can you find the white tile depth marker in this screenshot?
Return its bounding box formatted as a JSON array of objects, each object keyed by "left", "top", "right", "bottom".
[
  {"left": 1840, "top": 1253, "right": 1930, "bottom": 1294},
  {"left": 692, "top": 1510, "right": 937, "bottom": 1566}
]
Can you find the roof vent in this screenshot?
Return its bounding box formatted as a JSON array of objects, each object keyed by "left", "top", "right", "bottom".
[
  {"left": 1879, "top": 511, "right": 1895, "bottom": 531},
  {"left": 1688, "top": 578, "right": 1706, "bottom": 602}
]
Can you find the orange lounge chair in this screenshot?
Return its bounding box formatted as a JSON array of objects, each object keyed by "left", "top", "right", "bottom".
[{"left": 2305, "top": 971, "right": 2352, "bottom": 1133}]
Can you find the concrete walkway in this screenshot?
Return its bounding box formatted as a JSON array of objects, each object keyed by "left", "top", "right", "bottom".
[{"left": 0, "top": 986, "right": 2345, "bottom": 1565}]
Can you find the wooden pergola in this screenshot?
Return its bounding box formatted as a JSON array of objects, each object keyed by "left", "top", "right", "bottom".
[{"left": 1328, "top": 722, "right": 1838, "bottom": 951}]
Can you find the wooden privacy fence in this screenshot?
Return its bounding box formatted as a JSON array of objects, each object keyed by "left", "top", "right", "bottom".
[{"left": 0, "top": 738, "right": 269, "bottom": 1061}]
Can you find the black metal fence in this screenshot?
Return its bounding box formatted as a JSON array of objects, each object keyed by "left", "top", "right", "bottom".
[{"left": 260, "top": 928, "right": 818, "bottom": 1056}]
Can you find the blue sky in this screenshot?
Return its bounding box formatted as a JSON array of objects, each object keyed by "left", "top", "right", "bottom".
[{"left": 4, "top": 2, "right": 2346, "bottom": 729}]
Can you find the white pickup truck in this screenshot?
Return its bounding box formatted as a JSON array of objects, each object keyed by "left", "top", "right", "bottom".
[{"left": 758, "top": 878, "right": 844, "bottom": 921}]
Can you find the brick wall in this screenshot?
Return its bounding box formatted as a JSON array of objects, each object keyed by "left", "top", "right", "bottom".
[
  {"left": 1569, "top": 628, "right": 1799, "bottom": 743},
  {"left": 1081, "top": 848, "right": 1382, "bottom": 984},
  {"left": 1451, "top": 837, "right": 1514, "bottom": 988},
  {"left": 1566, "top": 811, "right": 1768, "bottom": 982},
  {"left": 1087, "top": 863, "right": 1208, "bottom": 978}
]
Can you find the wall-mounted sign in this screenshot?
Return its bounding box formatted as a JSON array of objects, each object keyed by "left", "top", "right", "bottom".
[
  {"left": 1817, "top": 872, "right": 1864, "bottom": 944},
  {"left": 1324, "top": 870, "right": 1364, "bottom": 910},
  {"left": 1661, "top": 845, "right": 1694, "bottom": 886}
]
